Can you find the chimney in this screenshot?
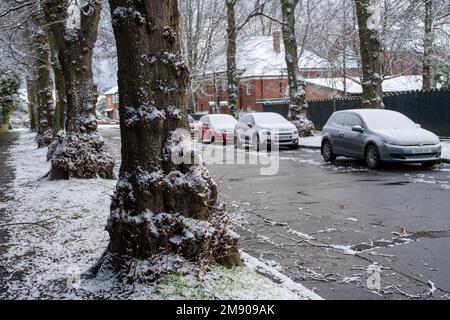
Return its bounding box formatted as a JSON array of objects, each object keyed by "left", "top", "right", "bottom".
[{"left": 273, "top": 30, "right": 281, "bottom": 53}]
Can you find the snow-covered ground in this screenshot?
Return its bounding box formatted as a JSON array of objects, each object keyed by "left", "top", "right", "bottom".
[
  {"left": 0, "top": 131, "right": 321, "bottom": 300},
  {"left": 298, "top": 134, "right": 322, "bottom": 149}
]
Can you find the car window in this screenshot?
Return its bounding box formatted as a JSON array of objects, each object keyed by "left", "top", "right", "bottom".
[
  {"left": 344, "top": 114, "right": 363, "bottom": 128},
  {"left": 199, "top": 116, "right": 209, "bottom": 124},
  {"left": 331, "top": 113, "right": 346, "bottom": 127}
]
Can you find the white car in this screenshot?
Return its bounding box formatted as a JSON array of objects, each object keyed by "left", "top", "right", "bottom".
[
  {"left": 197, "top": 114, "right": 237, "bottom": 145},
  {"left": 234, "top": 112, "right": 299, "bottom": 150}
]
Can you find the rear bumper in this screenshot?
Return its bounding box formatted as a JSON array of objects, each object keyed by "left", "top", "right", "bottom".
[{"left": 379, "top": 143, "right": 442, "bottom": 163}]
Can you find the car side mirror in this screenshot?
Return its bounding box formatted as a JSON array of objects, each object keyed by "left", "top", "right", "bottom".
[
  {"left": 352, "top": 125, "right": 364, "bottom": 132},
  {"left": 246, "top": 122, "right": 253, "bottom": 128},
  {"left": 416, "top": 123, "right": 421, "bottom": 128}
]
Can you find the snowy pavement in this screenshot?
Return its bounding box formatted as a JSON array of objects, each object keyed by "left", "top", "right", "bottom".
[{"left": 0, "top": 131, "right": 320, "bottom": 300}]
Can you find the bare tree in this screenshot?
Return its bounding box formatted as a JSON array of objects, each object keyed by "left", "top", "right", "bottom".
[
  {"left": 32, "top": 20, "right": 55, "bottom": 147},
  {"left": 226, "top": 0, "right": 239, "bottom": 118},
  {"left": 280, "top": 0, "right": 314, "bottom": 136},
  {"left": 354, "top": 0, "right": 384, "bottom": 108},
  {"left": 42, "top": 0, "right": 114, "bottom": 179},
  {"left": 92, "top": 0, "right": 241, "bottom": 281}
]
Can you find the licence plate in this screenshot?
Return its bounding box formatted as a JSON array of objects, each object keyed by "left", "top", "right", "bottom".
[
  {"left": 275, "top": 135, "right": 291, "bottom": 140},
  {"left": 412, "top": 147, "right": 432, "bottom": 154}
]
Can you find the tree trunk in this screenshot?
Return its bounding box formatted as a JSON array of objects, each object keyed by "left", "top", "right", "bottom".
[
  {"left": 48, "top": 30, "right": 66, "bottom": 134},
  {"left": 422, "top": 0, "right": 434, "bottom": 90},
  {"left": 354, "top": 0, "right": 384, "bottom": 108},
  {"left": 32, "top": 25, "right": 55, "bottom": 148},
  {"left": 42, "top": 0, "right": 114, "bottom": 179},
  {"left": 26, "top": 77, "right": 37, "bottom": 132},
  {"left": 91, "top": 0, "right": 241, "bottom": 282},
  {"left": 280, "top": 0, "right": 314, "bottom": 137},
  {"left": 226, "top": 0, "right": 239, "bottom": 119}
]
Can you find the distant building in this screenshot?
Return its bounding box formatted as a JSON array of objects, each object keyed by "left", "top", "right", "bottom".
[
  {"left": 193, "top": 31, "right": 361, "bottom": 113},
  {"left": 104, "top": 86, "right": 119, "bottom": 120}
]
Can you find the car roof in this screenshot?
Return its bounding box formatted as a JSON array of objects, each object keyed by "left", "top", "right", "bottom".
[{"left": 335, "top": 109, "right": 401, "bottom": 118}]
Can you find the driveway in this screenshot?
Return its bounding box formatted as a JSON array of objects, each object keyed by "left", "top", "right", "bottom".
[{"left": 99, "top": 125, "right": 450, "bottom": 300}]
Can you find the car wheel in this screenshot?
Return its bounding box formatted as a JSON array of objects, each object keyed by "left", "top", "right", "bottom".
[
  {"left": 234, "top": 135, "right": 239, "bottom": 149},
  {"left": 365, "top": 145, "right": 380, "bottom": 169},
  {"left": 322, "top": 140, "right": 336, "bottom": 162},
  {"left": 422, "top": 161, "right": 438, "bottom": 168}
]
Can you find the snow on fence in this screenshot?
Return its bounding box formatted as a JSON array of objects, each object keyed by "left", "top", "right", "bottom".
[{"left": 305, "top": 89, "right": 450, "bottom": 136}]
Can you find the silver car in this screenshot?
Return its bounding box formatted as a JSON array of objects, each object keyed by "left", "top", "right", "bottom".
[{"left": 321, "top": 109, "right": 442, "bottom": 168}]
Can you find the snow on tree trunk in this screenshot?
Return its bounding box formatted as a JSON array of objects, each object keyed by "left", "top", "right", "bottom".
[
  {"left": 226, "top": 0, "right": 239, "bottom": 119},
  {"left": 32, "top": 24, "right": 55, "bottom": 148},
  {"left": 90, "top": 0, "right": 241, "bottom": 282},
  {"left": 280, "top": 0, "right": 314, "bottom": 137},
  {"left": 422, "top": 0, "right": 435, "bottom": 90},
  {"left": 354, "top": 0, "right": 384, "bottom": 109},
  {"left": 42, "top": 0, "right": 114, "bottom": 180}
]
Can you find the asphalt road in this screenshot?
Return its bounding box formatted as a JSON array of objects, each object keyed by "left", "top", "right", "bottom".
[
  {"left": 0, "top": 131, "right": 19, "bottom": 295},
  {"left": 99, "top": 126, "right": 450, "bottom": 300}
]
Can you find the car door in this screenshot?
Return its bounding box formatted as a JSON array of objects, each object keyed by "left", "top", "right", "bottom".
[
  {"left": 199, "top": 116, "right": 210, "bottom": 141},
  {"left": 237, "top": 115, "right": 251, "bottom": 143},
  {"left": 342, "top": 113, "right": 366, "bottom": 158},
  {"left": 328, "top": 113, "right": 347, "bottom": 154}
]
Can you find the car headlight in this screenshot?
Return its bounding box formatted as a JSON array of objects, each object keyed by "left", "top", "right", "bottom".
[
  {"left": 383, "top": 140, "right": 402, "bottom": 146},
  {"left": 293, "top": 130, "right": 299, "bottom": 135},
  {"left": 262, "top": 130, "right": 271, "bottom": 135}
]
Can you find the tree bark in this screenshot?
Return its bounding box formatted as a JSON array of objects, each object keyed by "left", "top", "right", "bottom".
[
  {"left": 48, "top": 30, "right": 66, "bottom": 134},
  {"left": 32, "top": 24, "right": 55, "bottom": 148},
  {"left": 354, "top": 0, "right": 384, "bottom": 108},
  {"left": 226, "top": 0, "right": 239, "bottom": 119},
  {"left": 26, "top": 77, "right": 37, "bottom": 132},
  {"left": 42, "top": 0, "right": 114, "bottom": 179},
  {"left": 92, "top": 0, "right": 241, "bottom": 282},
  {"left": 280, "top": 0, "right": 314, "bottom": 136},
  {"left": 422, "top": 0, "right": 434, "bottom": 90}
]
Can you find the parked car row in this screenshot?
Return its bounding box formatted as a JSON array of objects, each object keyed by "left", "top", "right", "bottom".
[
  {"left": 187, "top": 109, "right": 442, "bottom": 169},
  {"left": 191, "top": 112, "right": 299, "bottom": 149}
]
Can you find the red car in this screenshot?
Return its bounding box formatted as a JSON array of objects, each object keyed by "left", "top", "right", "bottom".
[{"left": 197, "top": 114, "right": 237, "bottom": 145}]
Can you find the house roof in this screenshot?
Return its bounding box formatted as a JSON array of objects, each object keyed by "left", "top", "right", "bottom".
[
  {"left": 204, "top": 36, "right": 356, "bottom": 78},
  {"left": 104, "top": 86, "right": 118, "bottom": 95},
  {"left": 305, "top": 75, "right": 424, "bottom": 94}
]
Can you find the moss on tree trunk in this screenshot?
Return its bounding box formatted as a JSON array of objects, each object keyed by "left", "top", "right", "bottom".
[
  {"left": 354, "top": 0, "right": 384, "bottom": 109},
  {"left": 42, "top": 0, "right": 114, "bottom": 179}
]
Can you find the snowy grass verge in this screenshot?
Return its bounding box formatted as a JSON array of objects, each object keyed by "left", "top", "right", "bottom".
[{"left": 0, "top": 131, "right": 320, "bottom": 300}]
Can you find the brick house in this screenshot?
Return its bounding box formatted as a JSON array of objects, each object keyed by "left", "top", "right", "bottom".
[
  {"left": 104, "top": 86, "right": 119, "bottom": 120},
  {"left": 193, "top": 31, "right": 361, "bottom": 113}
]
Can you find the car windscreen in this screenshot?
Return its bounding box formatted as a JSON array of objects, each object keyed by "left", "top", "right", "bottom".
[
  {"left": 253, "top": 113, "right": 287, "bottom": 125},
  {"left": 363, "top": 112, "right": 417, "bottom": 130},
  {"left": 209, "top": 115, "right": 237, "bottom": 125}
]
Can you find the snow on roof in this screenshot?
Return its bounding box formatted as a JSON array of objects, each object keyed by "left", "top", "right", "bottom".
[
  {"left": 205, "top": 36, "right": 341, "bottom": 78},
  {"left": 104, "top": 86, "right": 118, "bottom": 95},
  {"left": 305, "top": 75, "right": 423, "bottom": 94}
]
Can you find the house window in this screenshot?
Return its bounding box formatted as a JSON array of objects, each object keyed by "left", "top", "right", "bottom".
[
  {"left": 222, "top": 79, "right": 227, "bottom": 92},
  {"left": 113, "top": 93, "right": 119, "bottom": 103},
  {"left": 245, "top": 83, "right": 252, "bottom": 96}
]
